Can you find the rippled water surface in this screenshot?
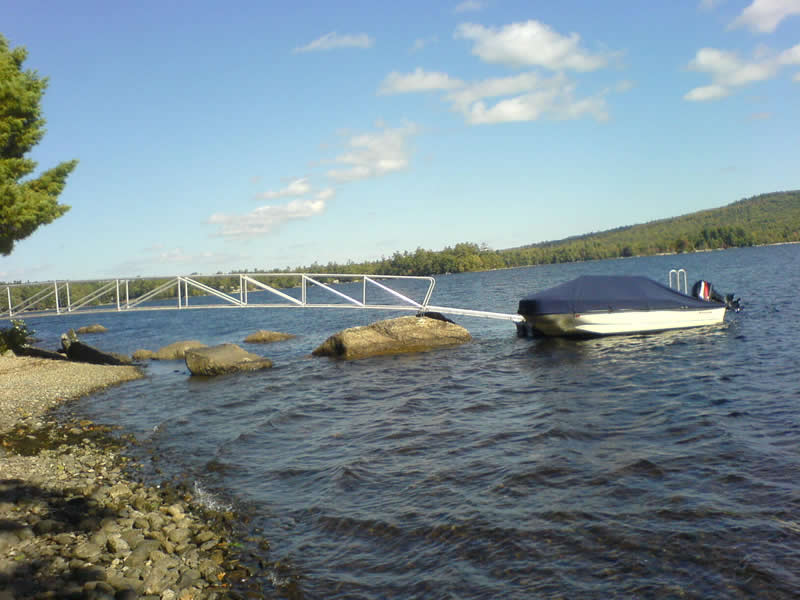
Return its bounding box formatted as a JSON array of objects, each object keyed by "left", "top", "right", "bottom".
[{"left": 29, "top": 245, "right": 800, "bottom": 598}]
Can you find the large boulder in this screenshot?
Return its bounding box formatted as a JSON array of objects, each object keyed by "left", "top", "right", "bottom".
[
  {"left": 132, "top": 349, "right": 156, "bottom": 361},
  {"left": 185, "top": 344, "right": 273, "bottom": 376},
  {"left": 243, "top": 330, "right": 295, "bottom": 344},
  {"left": 312, "top": 314, "right": 471, "bottom": 360},
  {"left": 60, "top": 329, "right": 80, "bottom": 352},
  {"left": 15, "top": 346, "right": 68, "bottom": 360},
  {"left": 66, "top": 341, "right": 131, "bottom": 365},
  {"left": 153, "top": 340, "right": 208, "bottom": 360}
]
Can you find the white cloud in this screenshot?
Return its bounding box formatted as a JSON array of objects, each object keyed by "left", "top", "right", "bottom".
[
  {"left": 446, "top": 72, "right": 542, "bottom": 109},
  {"left": 684, "top": 84, "right": 731, "bottom": 101},
  {"left": 379, "top": 68, "right": 464, "bottom": 94},
  {"left": 258, "top": 177, "right": 311, "bottom": 199},
  {"left": 684, "top": 47, "right": 780, "bottom": 100},
  {"left": 794, "top": 72, "right": 800, "bottom": 81},
  {"left": 326, "top": 124, "right": 417, "bottom": 182},
  {"left": 209, "top": 188, "right": 333, "bottom": 239},
  {"left": 444, "top": 72, "right": 608, "bottom": 124},
  {"left": 294, "top": 32, "right": 374, "bottom": 53},
  {"left": 454, "top": 20, "right": 610, "bottom": 71},
  {"left": 730, "top": 0, "right": 800, "bottom": 32},
  {"left": 454, "top": 0, "right": 486, "bottom": 13},
  {"left": 780, "top": 43, "right": 800, "bottom": 64},
  {"left": 315, "top": 187, "right": 335, "bottom": 201}
]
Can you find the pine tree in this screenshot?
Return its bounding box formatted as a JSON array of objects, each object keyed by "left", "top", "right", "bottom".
[{"left": 0, "top": 34, "right": 77, "bottom": 255}]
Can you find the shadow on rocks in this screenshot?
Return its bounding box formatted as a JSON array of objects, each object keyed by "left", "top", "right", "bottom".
[{"left": 0, "top": 478, "right": 125, "bottom": 599}]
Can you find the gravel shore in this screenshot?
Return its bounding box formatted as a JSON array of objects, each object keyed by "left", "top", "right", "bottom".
[{"left": 0, "top": 355, "right": 261, "bottom": 599}]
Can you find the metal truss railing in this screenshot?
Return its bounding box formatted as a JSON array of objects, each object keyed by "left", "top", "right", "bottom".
[{"left": 2, "top": 272, "right": 522, "bottom": 322}]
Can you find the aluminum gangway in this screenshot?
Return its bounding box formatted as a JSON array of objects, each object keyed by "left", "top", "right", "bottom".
[{"left": 2, "top": 273, "right": 523, "bottom": 323}]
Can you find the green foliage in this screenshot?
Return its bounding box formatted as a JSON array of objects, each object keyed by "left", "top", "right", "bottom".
[
  {"left": 0, "top": 319, "right": 33, "bottom": 352},
  {"left": 0, "top": 34, "right": 77, "bottom": 255},
  {"left": 292, "top": 190, "right": 800, "bottom": 276}
]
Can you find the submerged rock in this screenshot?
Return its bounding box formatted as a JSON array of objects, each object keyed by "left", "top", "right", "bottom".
[
  {"left": 185, "top": 344, "right": 273, "bottom": 376},
  {"left": 76, "top": 324, "right": 108, "bottom": 334},
  {"left": 153, "top": 340, "right": 207, "bottom": 360},
  {"left": 243, "top": 330, "right": 295, "bottom": 344},
  {"left": 312, "top": 314, "right": 471, "bottom": 360}
]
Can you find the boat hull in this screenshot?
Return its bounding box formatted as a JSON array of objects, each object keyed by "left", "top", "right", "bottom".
[{"left": 521, "top": 306, "right": 727, "bottom": 337}]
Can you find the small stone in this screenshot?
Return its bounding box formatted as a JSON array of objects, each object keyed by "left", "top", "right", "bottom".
[
  {"left": 109, "top": 482, "right": 132, "bottom": 500},
  {"left": 107, "top": 534, "right": 130, "bottom": 554},
  {"left": 168, "top": 527, "right": 191, "bottom": 544},
  {"left": 148, "top": 512, "right": 166, "bottom": 529},
  {"left": 193, "top": 530, "right": 215, "bottom": 544},
  {"left": 73, "top": 541, "right": 103, "bottom": 561},
  {"left": 176, "top": 568, "right": 202, "bottom": 589}
]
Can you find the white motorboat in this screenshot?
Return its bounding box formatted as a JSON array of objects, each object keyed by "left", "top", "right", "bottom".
[{"left": 517, "top": 274, "right": 738, "bottom": 337}]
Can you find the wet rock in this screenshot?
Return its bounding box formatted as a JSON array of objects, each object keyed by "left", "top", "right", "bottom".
[
  {"left": 312, "top": 314, "right": 472, "bottom": 360},
  {"left": 76, "top": 324, "right": 108, "bottom": 334},
  {"left": 243, "top": 330, "right": 295, "bottom": 344},
  {"left": 125, "top": 539, "right": 162, "bottom": 568},
  {"left": 153, "top": 341, "right": 208, "bottom": 360},
  {"left": 168, "top": 527, "right": 192, "bottom": 544},
  {"left": 143, "top": 560, "right": 178, "bottom": 595},
  {"left": 184, "top": 344, "right": 273, "bottom": 376}
]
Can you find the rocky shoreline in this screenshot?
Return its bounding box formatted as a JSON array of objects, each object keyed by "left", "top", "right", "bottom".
[{"left": 0, "top": 356, "right": 265, "bottom": 599}]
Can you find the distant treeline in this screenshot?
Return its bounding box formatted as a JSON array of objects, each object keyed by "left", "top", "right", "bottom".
[
  {"left": 3, "top": 190, "right": 799, "bottom": 310},
  {"left": 285, "top": 189, "right": 800, "bottom": 276}
]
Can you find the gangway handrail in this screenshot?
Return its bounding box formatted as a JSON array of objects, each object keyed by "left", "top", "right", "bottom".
[
  {"left": 2, "top": 273, "right": 523, "bottom": 322},
  {"left": 68, "top": 280, "right": 119, "bottom": 312},
  {"left": 126, "top": 278, "right": 178, "bottom": 309},
  {"left": 240, "top": 275, "right": 303, "bottom": 306},
  {"left": 179, "top": 276, "right": 244, "bottom": 307},
  {"left": 365, "top": 276, "right": 431, "bottom": 309},
  {"left": 302, "top": 275, "right": 365, "bottom": 307},
  {"left": 7, "top": 285, "right": 55, "bottom": 316}
]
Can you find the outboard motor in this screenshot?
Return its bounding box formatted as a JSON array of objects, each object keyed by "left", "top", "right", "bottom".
[{"left": 692, "top": 280, "right": 741, "bottom": 312}]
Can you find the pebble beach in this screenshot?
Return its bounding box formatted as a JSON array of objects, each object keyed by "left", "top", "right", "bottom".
[{"left": 0, "top": 356, "right": 259, "bottom": 600}]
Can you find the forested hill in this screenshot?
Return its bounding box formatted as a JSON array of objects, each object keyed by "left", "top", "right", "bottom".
[{"left": 305, "top": 190, "right": 800, "bottom": 276}]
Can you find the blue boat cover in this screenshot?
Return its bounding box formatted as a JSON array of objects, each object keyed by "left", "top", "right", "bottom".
[{"left": 518, "top": 275, "right": 720, "bottom": 316}]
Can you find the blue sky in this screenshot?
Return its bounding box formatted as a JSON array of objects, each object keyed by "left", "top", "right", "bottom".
[{"left": 3, "top": 0, "right": 799, "bottom": 281}]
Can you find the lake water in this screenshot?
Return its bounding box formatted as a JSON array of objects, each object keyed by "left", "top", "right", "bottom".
[{"left": 25, "top": 245, "right": 800, "bottom": 598}]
